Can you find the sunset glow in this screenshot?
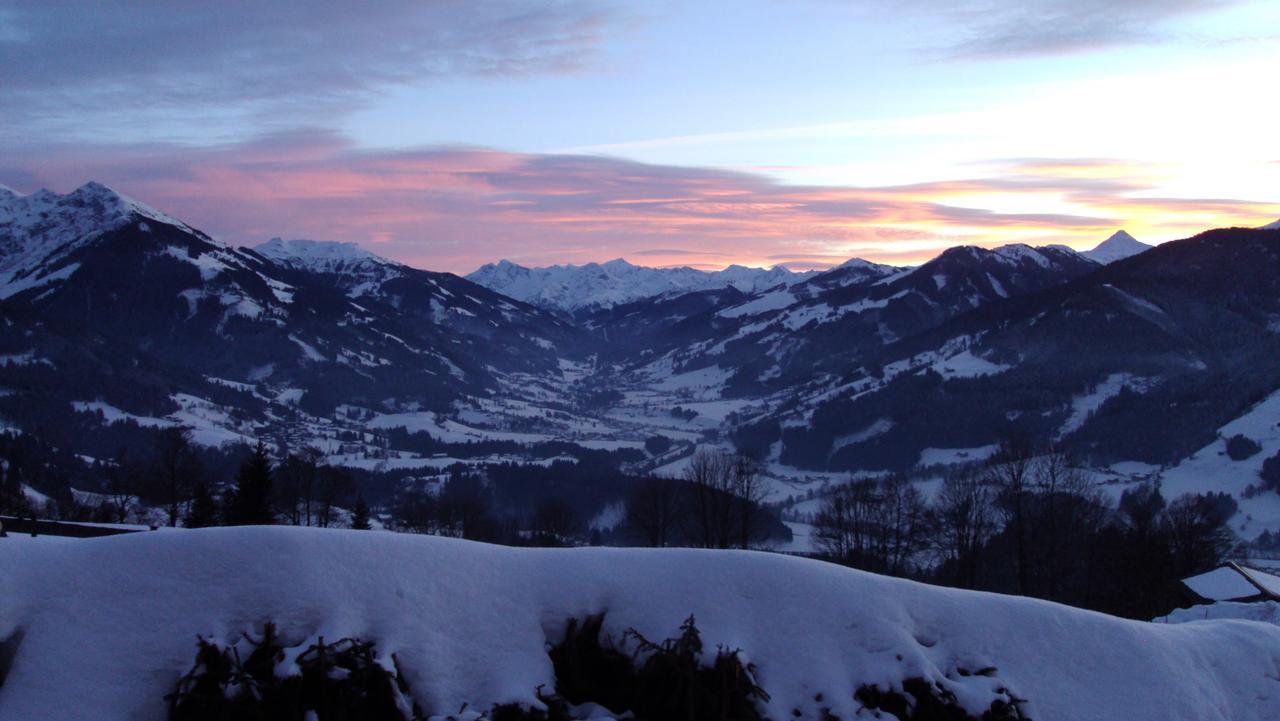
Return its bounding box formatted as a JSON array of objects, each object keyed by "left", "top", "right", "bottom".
[{"left": 2, "top": 1, "right": 1278, "bottom": 272}]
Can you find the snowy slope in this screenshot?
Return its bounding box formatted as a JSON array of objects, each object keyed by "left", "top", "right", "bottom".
[
  {"left": 1082, "top": 230, "right": 1152, "bottom": 264},
  {"left": 467, "top": 258, "right": 816, "bottom": 312},
  {"left": 2, "top": 528, "right": 1279, "bottom": 721},
  {"left": 0, "top": 182, "right": 198, "bottom": 299}
]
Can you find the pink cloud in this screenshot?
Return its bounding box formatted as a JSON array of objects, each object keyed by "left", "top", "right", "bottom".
[{"left": 3, "top": 135, "right": 1277, "bottom": 273}]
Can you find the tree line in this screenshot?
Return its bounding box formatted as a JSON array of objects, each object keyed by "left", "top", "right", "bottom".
[{"left": 809, "top": 437, "right": 1238, "bottom": 619}]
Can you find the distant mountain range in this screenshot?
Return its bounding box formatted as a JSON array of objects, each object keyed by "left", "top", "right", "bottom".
[
  {"left": 467, "top": 257, "right": 817, "bottom": 313},
  {"left": 4, "top": 181, "right": 1280, "bottom": 538}
]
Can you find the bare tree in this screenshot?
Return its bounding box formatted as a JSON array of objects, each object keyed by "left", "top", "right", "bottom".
[
  {"left": 985, "top": 435, "right": 1036, "bottom": 593},
  {"left": 873, "top": 475, "right": 930, "bottom": 576},
  {"left": 684, "top": 449, "right": 734, "bottom": 548},
  {"left": 813, "top": 478, "right": 880, "bottom": 565},
  {"left": 628, "top": 476, "right": 684, "bottom": 547},
  {"left": 729, "top": 453, "right": 769, "bottom": 549},
  {"left": 935, "top": 466, "right": 997, "bottom": 588},
  {"left": 151, "top": 427, "right": 201, "bottom": 527}
]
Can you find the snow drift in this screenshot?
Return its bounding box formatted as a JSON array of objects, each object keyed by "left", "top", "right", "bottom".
[{"left": 2, "top": 527, "right": 1278, "bottom": 720}]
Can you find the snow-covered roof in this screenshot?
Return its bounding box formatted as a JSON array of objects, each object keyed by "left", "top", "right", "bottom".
[{"left": 1182, "top": 563, "right": 1280, "bottom": 602}]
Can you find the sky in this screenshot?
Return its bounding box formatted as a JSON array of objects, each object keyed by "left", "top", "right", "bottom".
[{"left": 2, "top": 0, "right": 1279, "bottom": 273}]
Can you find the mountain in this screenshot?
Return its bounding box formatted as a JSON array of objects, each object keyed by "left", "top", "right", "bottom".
[
  {"left": 1260, "top": 219, "right": 1280, "bottom": 230},
  {"left": 4, "top": 182, "right": 1280, "bottom": 541},
  {"left": 466, "top": 257, "right": 816, "bottom": 313},
  {"left": 765, "top": 228, "right": 1280, "bottom": 491},
  {"left": 0, "top": 183, "right": 582, "bottom": 456},
  {"left": 1082, "top": 230, "right": 1152, "bottom": 264},
  {"left": 588, "top": 242, "right": 1099, "bottom": 399}
]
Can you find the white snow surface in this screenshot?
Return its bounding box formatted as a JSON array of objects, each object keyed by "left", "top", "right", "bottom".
[
  {"left": 3, "top": 528, "right": 1279, "bottom": 721},
  {"left": 467, "top": 258, "right": 815, "bottom": 311},
  {"left": 1161, "top": 601, "right": 1280, "bottom": 625}
]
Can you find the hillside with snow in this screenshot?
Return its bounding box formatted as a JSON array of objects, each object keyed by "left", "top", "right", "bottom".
[{"left": 3, "top": 527, "right": 1279, "bottom": 721}]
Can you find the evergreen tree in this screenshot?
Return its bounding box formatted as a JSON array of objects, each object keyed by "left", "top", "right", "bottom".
[
  {"left": 224, "top": 442, "right": 276, "bottom": 526},
  {"left": 184, "top": 482, "right": 220, "bottom": 528},
  {"left": 351, "top": 495, "right": 372, "bottom": 530}
]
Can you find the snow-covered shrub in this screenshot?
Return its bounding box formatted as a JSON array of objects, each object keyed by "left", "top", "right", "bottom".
[
  {"left": 854, "top": 675, "right": 1027, "bottom": 721},
  {"left": 545, "top": 613, "right": 768, "bottom": 721},
  {"left": 167, "top": 623, "right": 422, "bottom": 721}
]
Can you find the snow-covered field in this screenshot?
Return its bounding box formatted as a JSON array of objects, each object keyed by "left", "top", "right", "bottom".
[{"left": 2, "top": 528, "right": 1278, "bottom": 721}]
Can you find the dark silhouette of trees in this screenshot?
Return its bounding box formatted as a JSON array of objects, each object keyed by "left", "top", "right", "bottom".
[
  {"left": 532, "top": 495, "right": 579, "bottom": 546},
  {"left": 627, "top": 476, "right": 684, "bottom": 547},
  {"left": 812, "top": 475, "right": 929, "bottom": 574},
  {"left": 184, "top": 482, "right": 220, "bottom": 528},
  {"left": 683, "top": 450, "right": 770, "bottom": 549},
  {"left": 223, "top": 442, "right": 275, "bottom": 526},
  {"left": 350, "top": 495, "right": 372, "bottom": 530},
  {"left": 934, "top": 467, "right": 996, "bottom": 588},
  {"left": 150, "top": 427, "right": 202, "bottom": 527}
]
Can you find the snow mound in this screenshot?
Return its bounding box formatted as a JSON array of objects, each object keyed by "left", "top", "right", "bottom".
[{"left": 2, "top": 528, "right": 1278, "bottom": 720}]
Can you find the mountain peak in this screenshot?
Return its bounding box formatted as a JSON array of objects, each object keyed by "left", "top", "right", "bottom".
[
  {"left": 1082, "top": 230, "right": 1152, "bottom": 264},
  {"left": 254, "top": 238, "right": 398, "bottom": 273}
]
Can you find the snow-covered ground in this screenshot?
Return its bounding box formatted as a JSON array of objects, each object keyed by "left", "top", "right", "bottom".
[{"left": 3, "top": 528, "right": 1278, "bottom": 721}]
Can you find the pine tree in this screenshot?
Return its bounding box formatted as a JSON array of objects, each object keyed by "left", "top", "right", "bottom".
[
  {"left": 224, "top": 442, "right": 276, "bottom": 526},
  {"left": 184, "top": 482, "right": 220, "bottom": 528},
  {"left": 351, "top": 495, "right": 372, "bottom": 530}
]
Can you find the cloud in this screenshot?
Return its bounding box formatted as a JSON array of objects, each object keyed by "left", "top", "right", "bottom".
[
  {"left": 3, "top": 134, "right": 1276, "bottom": 272},
  {"left": 0, "top": 1, "right": 623, "bottom": 139},
  {"left": 860, "top": 0, "right": 1249, "bottom": 57}
]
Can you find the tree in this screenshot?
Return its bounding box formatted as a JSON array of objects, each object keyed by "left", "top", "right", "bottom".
[
  {"left": 151, "top": 427, "right": 202, "bottom": 527},
  {"left": 986, "top": 435, "right": 1036, "bottom": 594},
  {"left": 315, "top": 465, "right": 354, "bottom": 528},
  {"left": 276, "top": 447, "right": 322, "bottom": 526},
  {"left": 627, "top": 476, "right": 683, "bottom": 547},
  {"left": 224, "top": 442, "right": 275, "bottom": 526},
  {"left": 102, "top": 448, "right": 141, "bottom": 524},
  {"left": 729, "top": 453, "right": 768, "bottom": 550},
  {"left": 532, "top": 495, "right": 579, "bottom": 546},
  {"left": 872, "top": 475, "right": 929, "bottom": 576},
  {"left": 812, "top": 478, "right": 880, "bottom": 567},
  {"left": 1166, "top": 492, "right": 1236, "bottom": 577},
  {"left": 1225, "top": 434, "right": 1262, "bottom": 461},
  {"left": 350, "top": 495, "right": 372, "bottom": 530},
  {"left": 184, "top": 482, "right": 220, "bottom": 528},
  {"left": 934, "top": 467, "right": 996, "bottom": 588}
]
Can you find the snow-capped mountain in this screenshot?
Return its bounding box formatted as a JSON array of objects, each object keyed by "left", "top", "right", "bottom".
[
  {"left": 467, "top": 257, "right": 816, "bottom": 313},
  {"left": 1081, "top": 230, "right": 1152, "bottom": 264},
  {"left": 0, "top": 181, "right": 198, "bottom": 299},
  {"left": 0, "top": 182, "right": 582, "bottom": 444}
]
